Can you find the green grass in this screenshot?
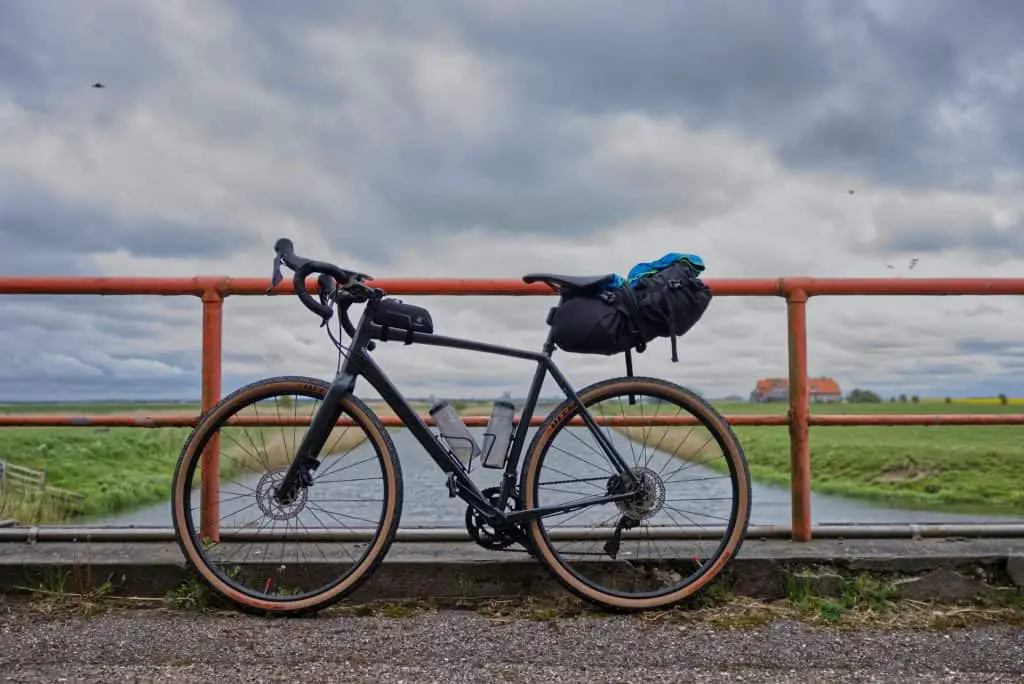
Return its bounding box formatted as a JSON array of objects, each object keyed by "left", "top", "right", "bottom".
[
  {"left": 735, "top": 423, "right": 1024, "bottom": 513},
  {"left": 0, "top": 486, "right": 73, "bottom": 525},
  {"left": 713, "top": 400, "right": 1024, "bottom": 416},
  {"left": 723, "top": 402, "right": 1023, "bottom": 512},
  {"left": 0, "top": 426, "right": 192, "bottom": 522}
]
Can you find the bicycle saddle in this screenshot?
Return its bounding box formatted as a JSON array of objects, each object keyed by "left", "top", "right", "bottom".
[{"left": 522, "top": 272, "right": 617, "bottom": 294}]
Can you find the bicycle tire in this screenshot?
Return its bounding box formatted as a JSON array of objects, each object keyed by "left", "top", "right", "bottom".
[
  {"left": 520, "top": 375, "right": 751, "bottom": 611},
  {"left": 171, "top": 375, "right": 403, "bottom": 616}
]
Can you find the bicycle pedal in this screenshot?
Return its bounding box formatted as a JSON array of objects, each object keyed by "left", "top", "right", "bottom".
[{"left": 446, "top": 472, "right": 458, "bottom": 498}]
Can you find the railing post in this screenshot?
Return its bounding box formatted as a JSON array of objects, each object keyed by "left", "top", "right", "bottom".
[
  {"left": 786, "top": 287, "right": 812, "bottom": 542},
  {"left": 200, "top": 288, "right": 224, "bottom": 543}
]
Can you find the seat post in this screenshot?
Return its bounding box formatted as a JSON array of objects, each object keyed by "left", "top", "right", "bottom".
[{"left": 542, "top": 298, "right": 564, "bottom": 356}]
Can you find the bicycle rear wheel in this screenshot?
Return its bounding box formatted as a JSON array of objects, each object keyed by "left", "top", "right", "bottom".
[
  {"left": 521, "top": 376, "right": 751, "bottom": 611},
  {"left": 171, "top": 375, "right": 403, "bottom": 616}
]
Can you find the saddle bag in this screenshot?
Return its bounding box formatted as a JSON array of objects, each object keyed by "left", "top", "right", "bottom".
[{"left": 548, "top": 254, "right": 712, "bottom": 362}]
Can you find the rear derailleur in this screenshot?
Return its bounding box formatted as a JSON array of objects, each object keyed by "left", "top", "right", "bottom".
[{"left": 602, "top": 471, "right": 646, "bottom": 560}]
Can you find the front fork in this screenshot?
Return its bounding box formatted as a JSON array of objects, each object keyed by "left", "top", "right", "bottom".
[{"left": 273, "top": 371, "right": 356, "bottom": 504}]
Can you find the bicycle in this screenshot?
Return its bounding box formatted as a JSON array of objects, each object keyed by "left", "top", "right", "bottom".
[{"left": 170, "top": 238, "right": 752, "bottom": 615}]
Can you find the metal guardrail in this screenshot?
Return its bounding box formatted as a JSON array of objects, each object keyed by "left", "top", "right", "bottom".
[
  {"left": 2, "top": 523, "right": 1024, "bottom": 543},
  {"left": 2, "top": 274, "right": 1024, "bottom": 543}
]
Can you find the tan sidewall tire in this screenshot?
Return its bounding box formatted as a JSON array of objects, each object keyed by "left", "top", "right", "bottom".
[
  {"left": 171, "top": 376, "right": 402, "bottom": 615},
  {"left": 521, "top": 377, "right": 751, "bottom": 611}
]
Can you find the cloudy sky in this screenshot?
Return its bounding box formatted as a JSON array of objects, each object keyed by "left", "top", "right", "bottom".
[{"left": 2, "top": 0, "right": 1024, "bottom": 403}]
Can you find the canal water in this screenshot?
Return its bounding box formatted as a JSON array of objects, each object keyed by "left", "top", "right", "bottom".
[{"left": 91, "top": 426, "right": 1024, "bottom": 529}]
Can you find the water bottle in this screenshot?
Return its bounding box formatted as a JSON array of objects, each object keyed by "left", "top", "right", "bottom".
[
  {"left": 481, "top": 392, "right": 516, "bottom": 469},
  {"left": 429, "top": 400, "right": 480, "bottom": 471}
]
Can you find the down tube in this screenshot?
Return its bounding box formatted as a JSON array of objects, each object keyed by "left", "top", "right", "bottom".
[{"left": 353, "top": 350, "right": 495, "bottom": 509}]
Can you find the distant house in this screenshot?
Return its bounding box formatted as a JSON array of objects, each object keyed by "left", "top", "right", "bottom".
[
  {"left": 749, "top": 377, "right": 843, "bottom": 403},
  {"left": 750, "top": 378, "right": 789, "bottom": 403}
]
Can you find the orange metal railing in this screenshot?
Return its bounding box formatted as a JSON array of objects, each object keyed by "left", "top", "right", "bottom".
[{"left": 3, "top": 274, "right": 1024, "bottom": 543}]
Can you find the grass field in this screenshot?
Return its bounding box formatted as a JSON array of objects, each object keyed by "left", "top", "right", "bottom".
[
  {"left": 615, "top": 399, "right": 1024, "bottom": 515},
  {"left": 0, "top": 400, "right": 366, "bottom": 525},
  {"left": 0, "top": 398, "right": 1021, "bottom": 524}
]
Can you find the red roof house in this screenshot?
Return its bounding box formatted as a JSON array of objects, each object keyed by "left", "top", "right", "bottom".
[{"left": 750, "top": 377, "right": 843, "bottom": 403}]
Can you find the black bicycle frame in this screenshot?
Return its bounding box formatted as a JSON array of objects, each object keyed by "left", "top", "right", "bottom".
[{"left": 278, "top": 302, "right": 640, "bottom": 526}]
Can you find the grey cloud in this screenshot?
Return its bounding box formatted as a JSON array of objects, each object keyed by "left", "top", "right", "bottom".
[
  {"left": 0, "top": 373, "right": 209, "bottom": 403},
  {"left": 10, "top": 0, "right": 1019, "bottom": 267},
  {"left": 822, "top": 333, "right": 922, "bottom": 355},
  {"left": 0, "top": 359, "right": 202, "bottom": 403},
  {"left": 219, "top": 0, "right": 1024, "bottom": 258},
  {"left": 0, "top": 310, "right": 204, "bottom": 402},
  {"left": 998, "top": 358, "right": 1024, "bottom": 374},
  {"left": 0, "top": 304, "right": 191, "bottom": 356},
  {"left": 0, "top": 1, "right": 170, "bottom": 111},
  {"left": 222, "top": 351, "right": 268, "bottom": 366},
  {"left": 851, "top": 195, "right": 1024, "bottom": 258},
  {"left": 0, "top": 176, "right": 245, "bottom": 260},
  {"left": 955, "top": 339, "right": 1024, "bottom": 356},
  {"left": 884, "top": 228, "right": 1022, "bottom": 255},
  {"left": 217, "top": 0, "right": 825, "bottom": 245},
  {"left": 958, "top": 303, "right": 1008, "bottom": 318},
  {"left": 909, "top": 361, "right": 977, "bottom": 376},
  {"left": 0, "top": 238, "right": 86, "bottom": 277},
  {"left": 369, "top": 132, "right": 629, "bottom": 239},
  {"left": 0, "top": 295, "right": 197, "bottom": 332},
  {"left": 4, "top": 0, "right": 1024, "bottom": 404},
  {"left": 300, "top": 0, "right": 1024, "bottom": 190},
  {"left": 459, "top": 0, "right": 831, "bottom": 120},
  {"left": 0, "top": 292, "right": 206, "bottom": 403}
]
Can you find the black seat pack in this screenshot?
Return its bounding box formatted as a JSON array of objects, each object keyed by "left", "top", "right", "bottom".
[{"left": 547, "top": 258, "right": 711, "bottom": 362}]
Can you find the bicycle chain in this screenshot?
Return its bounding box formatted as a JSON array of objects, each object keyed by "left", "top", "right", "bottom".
[{"left": 466, "top": 486, "right": 627, "bottom": 558}]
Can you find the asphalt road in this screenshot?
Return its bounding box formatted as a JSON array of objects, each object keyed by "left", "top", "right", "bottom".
[{"left": 0, "top": 605, "right": 1021, "bottom": 683}]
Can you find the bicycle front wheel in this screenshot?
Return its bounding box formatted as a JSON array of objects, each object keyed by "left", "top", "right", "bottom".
[
  {"left": 171, "top": 375, "right": 403, "bottom": 615},
  {"left": 521, "top": 376, "right": 751, "bottom": 611}
]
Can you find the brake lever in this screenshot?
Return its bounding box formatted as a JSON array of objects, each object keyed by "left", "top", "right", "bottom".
[
  {"left": 316, "top": 273, "right": 336, "bottom": 304},
  {"left": 316, "top": 274, "right": 337, "bottom": 327},
  {"left": 266, "top": 255, "right": 285, "bottom": 293}
]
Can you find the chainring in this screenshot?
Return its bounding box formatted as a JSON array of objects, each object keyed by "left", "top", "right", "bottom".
[{"left": 465, "top": 486, "right": 528, "bottom": 551}]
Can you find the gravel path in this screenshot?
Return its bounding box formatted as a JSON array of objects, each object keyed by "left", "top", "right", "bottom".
[{"left": 0, "top": 606, "right": 1021, "bottom": 682}]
